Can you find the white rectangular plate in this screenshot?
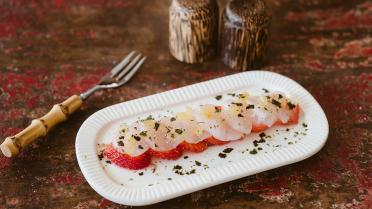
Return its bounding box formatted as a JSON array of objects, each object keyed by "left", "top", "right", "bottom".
[{"left": 76, "top": 71, "right": 328, "bottom": 206}]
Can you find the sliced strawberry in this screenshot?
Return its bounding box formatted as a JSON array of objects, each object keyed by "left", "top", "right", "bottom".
[
  {"left": 180, "top": 141, "right": 209, "bottom": 152},
  {"left": 252, "top": 122, "right": 269, "bottom": 132},
  {"left": 149, "top": 147, "right": 183, "bottom": 160},
  {"left": 205, "top": 136, "right": 229, "bottom": 145},
  {"left": 103, "top": 145, "right": 151, "bottom": 170}
]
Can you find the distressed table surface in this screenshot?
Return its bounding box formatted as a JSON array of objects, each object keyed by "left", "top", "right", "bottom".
[{"left": 0, "top": 0, "right": 371, "bottom": 208}]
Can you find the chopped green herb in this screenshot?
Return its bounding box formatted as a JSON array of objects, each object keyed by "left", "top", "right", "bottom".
[
  {"left": 223, "top": 148, "right": 234, "bottom": 153},
  {"left": 237, "top": 113, "right": 244, "bottom": 117},
  {"left": 118, "top": 136, "right": 124, "bottom": 139},
  {"left": 183, "top": 156, "right": 189, "bottom": 159},
  {"left": 218, "top": 153, "right": 227, "bottom": 158},
  {"left": 98, "top": 153, "right": 104, "bottom": 160},
  {"left": 262, "top": 88, "right": 269, "bottom": 93},
  {"left": 139, "top": 131, "right": 147, "bottom": 137},
  {"left": 271, "top": 99, "right": 281, "bottom": 108},
  {"left": 258, "top": 138, "right": 266, "bottom": 143},
  {"left": 132, "top": 135, "right": 141, "bottom": 141},
  {"left": 138, "top": 145, "right": 144, "bottom": 149},
  {"left": 167, "top": 178, "right": 172, "bottom": 180},
  {"left": 175, "top": 129, "right": 183, "bottom": 134},
  {"left": 173, "top": 165, "right": 182, "bottom": 170},
  {"left": 215, "top": 95, "right": 223, "bottom": 100},
  {"left": 259, "top": 132, "right": 266, "bottom": 138},
  {"left": 231, "top": 102, "right": 243, "bottom": 106},
  {"left": 146, "top": 115, "right": 154, "bottom": 120},
  {"left": 138, "top": 172, "right": 144, "bottom": 176},
  {"left": 195, "top": 161, "right": 202, "bottom": 166},
  {"left": 249, "top": 149, "right": 258, "bottom": 154},
  {"left": 278, "top": 94, "right": 283, "bottom": 99},
  {"left": 302, "top": 123, "right": 308, "bottom": 128},
  {"left": 154, "top": 122, "right": 160, "bottom": 131},
  {"left": 246, "top": 104, "right": 255, "bottom": 109},
  {"left": 287, "top": 102, "right": 296, "bottom": 109},
  {"left": 258, "top": 147, "right": 263, "bottom": 150},
  {"left": 106, "top": 160, "right": 111, "bottom": 164},
  {"left": 227, "top": 93, "right": 236, "bottom": 96},
  {"left": 117, "top": 141, "right": 124, "bottom": 146},
  {"left": 170, "top": 117, "right": 176, "bottom": 121}
]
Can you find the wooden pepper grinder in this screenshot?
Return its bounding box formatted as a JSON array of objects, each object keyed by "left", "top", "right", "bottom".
[
  {"left": 169, "top": 0, "right": 219, "bottom": 64},
  {"left": 220, "top": 0, "right": 271, "bottom": 71}
]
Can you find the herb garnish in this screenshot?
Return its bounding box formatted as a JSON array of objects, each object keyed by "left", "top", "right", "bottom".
[
  {"left": 138, "top": 172, "right": 144, "bottom": 176},
  {"left": 246, "top": 104, "right": 255, "bottom": 109},
  {"left": 175, "top": 129, "right": 183, "bottom": 134},
  {"left": 249, "top": 149, "right": 258, "bottom": 154},
  {"left": 238, "top": 113, "right": 244, "bottom": 117},
  {"left": 218, "top": 153, "right": 227, "bottom": 158},
  {"left": 139, "top": 131, "right": 147, "bottom": 137},
  {"left": 262, "top": 88, "right": 269, "bottom": 93},
  {"left": 154, "top": 122, "right": 160, "bottom": 131},
  {"left": 302, "top": 123, "right": 308, "bottom": 128},
  {"left": 227, "top": 93, "right": 236, "bottom": 96},
  {"left": 170, "top": 117, "right": 176, "bottom": 122},
  {"left": 215, "top": 95, "right": 223, "bottom": 100},
  {"left": 146, "top": 115, "right": 154, "bottom": 120},
  {"left": 138, "top": 145, "right": 144, "bottom": 149},
  {"left": 231, "top": 102, "right": 243, "bottom": 106},
  {"left": 132, "top": 135, "right": 141, "bottom": 141},
  {"left": 287, "top": 102, "right": 296, "bottom": 109},
  {"left": 259, "top": 132, "right": 266, "bottom": 138},
  {"left": 271, "top": 99, "right": 281, "bottom": 108},
  {"left": 173, "top": 165, "right": 182, "bottom": 170},
  {"left": 223, "top": 148, "right": 234, "bottom": 153},
  {"left": 195, "top": 161, "right": 201, "bottom": 166},
  {"left": 118, "top": 136, "right": 124, "bottom": 139},
  {"left": 117, "top": 141, "right": 124, "bottom": 146},
  {"left": 278, "top": 94, "right": 283, "bottom": 99}
]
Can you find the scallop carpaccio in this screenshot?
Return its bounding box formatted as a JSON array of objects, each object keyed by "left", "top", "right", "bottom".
[{"left": 102, "top": 92, "right": 300, "bottom": 170}]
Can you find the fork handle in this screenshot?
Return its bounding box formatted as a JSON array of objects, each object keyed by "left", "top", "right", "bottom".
[{"left": 1, "top": 95, "right": 83, "bottom": 157}]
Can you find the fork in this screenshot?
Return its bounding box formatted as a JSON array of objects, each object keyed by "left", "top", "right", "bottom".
[{"left": 0, "top": 51, "right": 146, "bottom": 157}]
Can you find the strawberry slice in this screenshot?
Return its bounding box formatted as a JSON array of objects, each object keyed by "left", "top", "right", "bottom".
[
  {"left": 150, "top": 146, "right": 183, "bottom": 160},
  {"left": 103, "top": 145, "right": 151, "bottom": 170},
  {"left": 205, "top": 137, "right": 229, "bottom": 145},
  {"left": 180, "top": 141, "right": 209, "bottom": 152},
  {"left": 252, "top": 122, "right": 269, "bottom": 132}
]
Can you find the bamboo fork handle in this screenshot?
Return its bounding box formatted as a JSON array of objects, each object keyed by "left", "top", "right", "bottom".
[{"left": 1, "top": 95, "right": 83, "bottom": 157}]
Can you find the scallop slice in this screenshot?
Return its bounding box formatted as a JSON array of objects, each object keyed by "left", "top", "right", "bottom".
[
  {"left": 141, "top": 119, "right": 175, "bottom": 152},
  {"left": 115, "top": 121, "right": 150, "bottom": 157},
  {"left": 175, "top": 109, "right": 211, "bottom": 144},
  {"left": 193, "top": 104, "right": 243, "bottom": 141},
  {"left": 247, "top": 96, "right": 277, "bottom": 127},
  {"left": 222, "top": 101, "right": 253, "bottom": 134},
  {"left": 262, "top": 92, "right": 294, "bottom": 124}
]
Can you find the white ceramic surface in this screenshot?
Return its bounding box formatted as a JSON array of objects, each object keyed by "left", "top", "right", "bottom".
[{"left": 76, "top": 71, "right": 329, "bottom": 206}]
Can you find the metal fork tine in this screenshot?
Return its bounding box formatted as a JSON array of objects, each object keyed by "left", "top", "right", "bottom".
[
  {"left": 110, "top": 51, "right": 136, "bottom": 77},
  {"left": 122, "top": 56, "right": 146, "bottom": 82},
  {"left": 115, "top": 54, "right": 142, "bottom": 80}
]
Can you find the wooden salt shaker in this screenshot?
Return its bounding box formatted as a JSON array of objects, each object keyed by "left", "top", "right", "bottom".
[
  {"left": 169, "top": 0, "right": 218, "bottom": 63},
  {"left": 220, "top": 0, "right": 271, "bottom": 71}
]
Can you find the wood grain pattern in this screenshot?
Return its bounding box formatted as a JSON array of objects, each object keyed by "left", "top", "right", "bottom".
[
  {"left": 169, "top": 0, "right": 218, "bottom": 63},
  {"left": 220, "top": 0, "right": 271, "bottom": 71}
]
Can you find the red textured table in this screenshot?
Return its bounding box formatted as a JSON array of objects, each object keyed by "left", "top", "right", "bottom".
[{"left": 0, "top": 0, "right": 371, "bottom": 208}]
